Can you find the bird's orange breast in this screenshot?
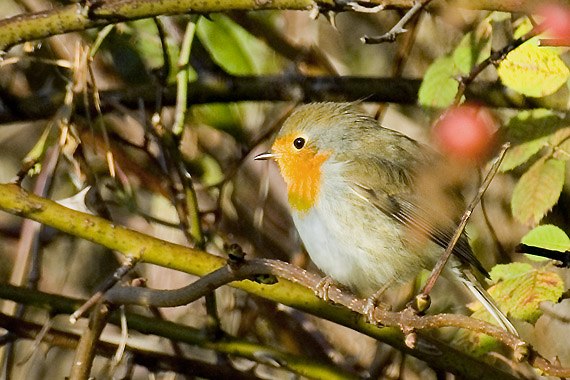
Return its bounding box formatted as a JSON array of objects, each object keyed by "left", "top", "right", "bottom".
[{"left": 272, "top": 136, "right": 330, "bottom": 214}]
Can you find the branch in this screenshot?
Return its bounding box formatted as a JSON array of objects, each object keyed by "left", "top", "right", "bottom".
[
  {"left": 0, "top": 312, "right": 263, "bottom": 380},
  {"left": 362, "top": 0, "right": 431, "bottom": 44},
  {"left": 0, "top": 296, "right": 349, "bottom": 380},
  {"left": 2, "top": 75, "right": 556, "bottom": 124},
  {"left": 0, "top": 182, "right": 525, "bottom": 380},
  {"left": 0, "top": 0, "right": 549, "bottom": 52},
  {"left": 69, "top": 302, "right": 110, "bottom": 380},
  {"left": 454, "top": 23, "right": 541, "bottom": 104}
]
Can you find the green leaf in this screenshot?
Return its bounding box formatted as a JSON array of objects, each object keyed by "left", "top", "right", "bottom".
[
  {"left": 501, "top": 109, "right": 568, "bottom": 171},
  {"left": 190, "top": 103, "right": 246, "bottom": 142},
  {"left": 197, "top": 14, "right": 280, "bottom": 75},
  {"left": 418, "top": 55, "right": 459, "bottom": 108},
  {"left": 511, "top": 157, "right": 566, "bottom": 226},
  {"left": 23, "top": 125, "right": 53, "bottom": 169},
  {"left": 486, "top": 263, "right": 564, "bottom": 323},
  {"left": 420, "top": 24, "right": 491, "bottom": 108},
  {"left": 521, "top": 224, "right": 570, "bottom": 261},
  {"left": 452, "top": 31, "right": 491, "bottom": 75},
  {"left": 453, "top": 325, "right": 499, "bottom": 356},
  {"left": 497, "top": 37, "right": 570, "bottom": 97}
]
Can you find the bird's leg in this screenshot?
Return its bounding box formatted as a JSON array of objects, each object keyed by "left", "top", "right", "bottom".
[{"left": 363, "top": 282, "right": 392, "bottom": 324}]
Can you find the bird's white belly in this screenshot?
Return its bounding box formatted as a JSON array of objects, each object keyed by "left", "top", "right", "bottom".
[
  {"left": 293, "top": 208, "right": 359, "bottom": 287},
  {"left": 291, "top": 182, "right": 437, "bottom": 296}
]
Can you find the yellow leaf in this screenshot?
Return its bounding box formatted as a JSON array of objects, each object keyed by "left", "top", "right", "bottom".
[{"left": 497, "top": 38, "right": 569, "bottom": 98}]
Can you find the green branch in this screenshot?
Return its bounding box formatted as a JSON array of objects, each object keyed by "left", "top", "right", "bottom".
[
  {"left": 0, "top": 0, "right": 547, "bottom": 52},
  {"left": 0, "top": 182, "right": 520, "bottom": 380},
  {"left": 0, "top": 285, "right": 356, "bottom": 380}
]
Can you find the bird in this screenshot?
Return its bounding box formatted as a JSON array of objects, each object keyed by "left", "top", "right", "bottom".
[{"left": 255, "top": 102, "right": 517, "bottom": 335}]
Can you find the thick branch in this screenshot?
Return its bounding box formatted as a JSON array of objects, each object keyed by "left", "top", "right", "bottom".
[
  {"left": 2, "top": 75, "right": 552, "bottom": 124},
  {"left": 0, "top": 282, "right": 518, "bottom": 380},
  {"left": 0, "top": 183, "right": 529, "bottom": 380},
  {"left": 0, "top": 0, "right": 553, "bottom": 52}
]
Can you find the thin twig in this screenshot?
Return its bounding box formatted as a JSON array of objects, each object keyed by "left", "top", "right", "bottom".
[
  {"left": 375, "top": 5, "right": 422, "bottom": 119},
  {"left": 68, "top": 301, "right": 110, "bottom": 380},
  {"left": 361, "top": 1, "right": 431, "bottom": 44},
  {"left": 538, "top": 38, "right": 570, "bottom": 47},
  {"left": 419, "top": 143, "right": 510, "bottom": 297},
  {"left": 454, "top": 24, "right": 543, "bottom": 104},
  {"left": 172, "top": 18, "right": 197, "bottom": 136},
  {"left": 70, "top": 256, "right": 138, "bottom": 323}
]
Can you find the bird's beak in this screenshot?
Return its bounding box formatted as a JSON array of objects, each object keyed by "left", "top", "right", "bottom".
[{"left": 254, "top": 152, "right": 276, "bottom": 160}]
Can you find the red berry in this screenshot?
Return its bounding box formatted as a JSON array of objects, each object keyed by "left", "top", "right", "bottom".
[
  {"left": 537, "top": 2, "right": 570, "bottom": 39},
  {"left": 432, "top": 105, "right": 496, "bottom": 162}
]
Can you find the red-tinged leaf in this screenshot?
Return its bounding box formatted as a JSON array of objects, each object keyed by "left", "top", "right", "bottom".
[
  {"left": 458, "top": 262, "right": 564, "bottom": 354},
  {"left": 486, "top": 263, "right": 564, "bottom": 324}
]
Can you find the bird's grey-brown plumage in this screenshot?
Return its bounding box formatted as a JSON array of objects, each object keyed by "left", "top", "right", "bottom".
[{"left": 263, "top": 102, "right": 517, "bottom": 335}]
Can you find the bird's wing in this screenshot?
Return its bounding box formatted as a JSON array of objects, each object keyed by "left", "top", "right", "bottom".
[{"left": 347, "top": 171, "right": 489, "bottom": 278}]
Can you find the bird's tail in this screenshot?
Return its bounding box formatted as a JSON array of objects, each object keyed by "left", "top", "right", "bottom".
[{"left": 459, "top": 268, "right": 518, "bottom": 336}]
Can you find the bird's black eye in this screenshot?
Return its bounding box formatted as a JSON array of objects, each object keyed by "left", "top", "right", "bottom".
[{"left": 293, "top": 137, "right": 305, "bottom": 149}]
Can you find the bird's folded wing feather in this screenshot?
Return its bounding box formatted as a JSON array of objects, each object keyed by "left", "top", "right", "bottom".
[{"left": 346, "top": 164, "right": 489, "bottom": 278}]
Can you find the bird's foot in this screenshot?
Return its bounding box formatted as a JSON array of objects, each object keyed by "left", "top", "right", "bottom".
[
  {"left": 314, "top": 276, "right": 335, "bottom": 302},
  {"left": 364, "top": 284, "right": 392, "bottom": 324}
]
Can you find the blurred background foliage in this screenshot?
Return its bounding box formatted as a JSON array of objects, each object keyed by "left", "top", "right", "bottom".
[{"left": 1, "top": 0, "right": 570, "bottom": 379}]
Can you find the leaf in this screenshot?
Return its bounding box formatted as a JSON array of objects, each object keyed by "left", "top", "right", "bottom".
[
  {"left": 197, "top": 14, "right": 280, "bottom": 75},
  {"left": 497, "top": 37, "right": 570, "bottom": 97},
  {"left": 457, "top": 262, "right": 565, "bottom": 354},
  {"left": 452, "top": 31, "right": 491, "bottom": 75},
  {"left": 511, "top": 157, "right": 565, "bottom": 226},
  {"left": 190, "top": 103, "right": 247, "bottom": 142},
  {"left": 500, "top": 109, "right": 568, "bottom": 171},
  {"left": 418, "top": 55, "right": 459, "bottom": 108},
  {"left": 420, "top": 24, "right": 491, "bottom": 108},
  {"left": 453, "top": 325, "right": 500, "bottom": 356},
  {"left": 486, "top": 263, "right": 564, "bottom": 324},
  {"left": 551, "top": 126, "right": 570, "bottom": 161},
  {"left": 23, "top": 125, "right": 53, "bottom": 168},
  {"left": 521, "top": 224, "right": 570, "bottom": 261}
]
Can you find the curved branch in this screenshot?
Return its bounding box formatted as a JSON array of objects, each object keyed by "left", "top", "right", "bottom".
[
  {"left": 104, "top": 257, "right": 521, "bottom": 347},
  {"left": 0, "top": 0, "right": 336, "bottom": 52},
  {"left": 0, "top": 0, "right": 546, "bottom": 53},
  {"left": 0, "top": 182, "right": 522, "bottom": 380}
]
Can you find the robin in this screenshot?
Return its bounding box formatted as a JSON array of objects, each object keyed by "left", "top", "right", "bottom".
[{"left": 255, "top": 102, "right": 516, "bottom": 335}]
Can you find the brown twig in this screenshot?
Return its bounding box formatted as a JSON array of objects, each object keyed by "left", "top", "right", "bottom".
[
  {"left": 419, "top": 143, "right": 510, "bottom": 297},
  {"left": 538, "top": 38, "right": 570, "bottom": 47},
  {"left": 375, "top": 5, "right": 422, "bottom": 119},
  {"left": 102, "top": 256, "right": 525, "bottom": 348},
  {"left": 70, "top": 256, "right": 138, "bottom": 323},
  {"left": 361, "top": 0, "right": 431, "bottom": 44},
  {"left": 454, "top": 23, "right": 543, "bottom": 105},
  {"left": 69, "top": 301, "right": 110, "bottom": 380}
]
